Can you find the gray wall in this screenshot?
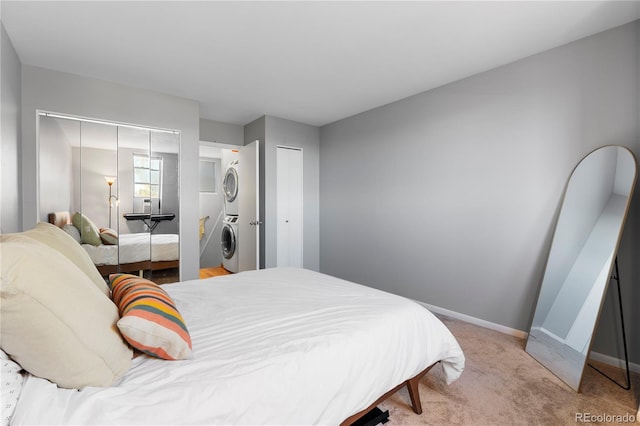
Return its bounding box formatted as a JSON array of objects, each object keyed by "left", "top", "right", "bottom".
[
  {"left": 199, "top": 155, "right": 223, "bottom": 269},
  {"left": 200, "top": 118, "right": 243, "bottom": 146},
  {"left": 1, "top": 22, "right": 22, "bottom": 234},
  {"left": 20, "top": 66, "right": 200, "bottom": 280},
  {"left": 266, "top": 116, "right": 320, "bottom": 271},
  {"left": 243, "top": 115, "right": 320, "bottom": 271},
  {"left": 255, "top": 116, "right": 320, "bottom": 271},
  {"left": 319, "top": 21, "right": 640, "bottom": 362}
]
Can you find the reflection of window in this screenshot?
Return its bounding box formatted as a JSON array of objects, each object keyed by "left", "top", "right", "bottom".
[{"left": 133, "top": 154, "right": 162, "bottom": 200}]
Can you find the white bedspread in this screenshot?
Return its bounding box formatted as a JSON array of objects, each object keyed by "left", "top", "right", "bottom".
[
  {"left": 82, "top": 233, "right": 179, "bottom": 265},
  {"left": 12, "top": 268, "right": 464, "bottom": 425}
]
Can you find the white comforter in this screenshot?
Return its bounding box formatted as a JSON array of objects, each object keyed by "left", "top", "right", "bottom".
[
  {"left": 82, "top": 233, "right": 178, "bottom": 265},
  {"left": 12, "top": 268, "right": 464, "bottom": 425}
]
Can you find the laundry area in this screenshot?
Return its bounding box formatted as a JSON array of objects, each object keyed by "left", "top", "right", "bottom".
[
  {"left": 199, "top": 144, "right": 240, "bottom": 274},
  {"left": 197, "top": 116, "right": 316, "bottom": 275}
]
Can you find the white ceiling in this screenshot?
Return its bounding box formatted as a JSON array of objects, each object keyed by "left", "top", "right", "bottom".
[{"left": 2, "top": 1, "right": 639, "bottom": 127}]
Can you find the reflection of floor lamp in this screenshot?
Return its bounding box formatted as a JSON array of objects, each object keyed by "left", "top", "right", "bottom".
[{"left": 104, "top": 176, "right": 118, "bottom": 228}]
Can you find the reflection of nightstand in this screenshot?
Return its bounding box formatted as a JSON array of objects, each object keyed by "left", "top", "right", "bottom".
[{"left": 123, "top": 213, "right": 175, "bottom": 232}]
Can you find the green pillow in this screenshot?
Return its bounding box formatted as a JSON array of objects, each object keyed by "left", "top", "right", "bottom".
[{"left": 72, "top": 212, "right": 102, "bottom": 246}]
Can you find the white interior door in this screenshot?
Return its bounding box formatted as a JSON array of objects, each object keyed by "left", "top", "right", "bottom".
[
  {"left": 276, "top": 146, "right": 303, "bottom": 267},
  {"left": 238, "top": 140, "right": 260, "bottom": 271}
]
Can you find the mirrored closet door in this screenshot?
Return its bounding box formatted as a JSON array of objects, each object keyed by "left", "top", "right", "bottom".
[{"left": 38, "top": 113, "right": 180, "bottom": 283}]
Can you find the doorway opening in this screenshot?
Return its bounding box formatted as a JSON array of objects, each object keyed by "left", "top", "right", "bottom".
[{"left": 199, "top": 141, "right": 240, "bottom": 275}]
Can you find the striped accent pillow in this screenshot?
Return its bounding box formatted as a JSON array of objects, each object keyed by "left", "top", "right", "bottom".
[
  {"left": 109, "top": 274, "right": 192, "bottom": 360},
  {"left": 99, "top": 228, "right": 118, "bottom": 245}
]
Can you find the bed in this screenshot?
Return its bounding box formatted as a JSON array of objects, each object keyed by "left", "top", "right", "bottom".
[
  {"left": 1, "top": 224, "right": 465, "bottom": 425},
  {"left": 48, "top": 211, "right": 179, "bottom": 276}
]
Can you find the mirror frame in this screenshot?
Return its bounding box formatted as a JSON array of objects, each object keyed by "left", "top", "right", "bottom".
[{"left": 526, "top": 145, "right": 637, "bottom": 391}]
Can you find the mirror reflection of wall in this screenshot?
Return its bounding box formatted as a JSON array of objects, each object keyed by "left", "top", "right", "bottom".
[
  {"left": 526, "top": 146, "right": 637, "bottom": 391},
  {"left": 151, "top": 130, "right": 180, "bottom": 236},
  {"left": 38, "top": 115, "right": 77, "bottom": 222},
  {"left": 198, "top": 143, "right": 223, "bottom": 270},
  {"left": 38, "top": 112, "right": 181, "bottom": 284},
  {"left": 73, "top": 121, "right": 118, "bottom": 230}
]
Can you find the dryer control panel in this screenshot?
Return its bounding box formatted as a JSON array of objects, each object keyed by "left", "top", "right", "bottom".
[{"left": 224, "top": 215, "right": 238, "bottom": 224}]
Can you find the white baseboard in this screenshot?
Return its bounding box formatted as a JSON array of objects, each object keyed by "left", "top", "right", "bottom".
[
  {"left": 417, "top": 301, "right": 528, "bottom": 339},
  {"left": 589, "top": 351, "right": 640, "bottom": 374},
  {"left": 418, "top": 301, "right": 640, "bottom": 374}
]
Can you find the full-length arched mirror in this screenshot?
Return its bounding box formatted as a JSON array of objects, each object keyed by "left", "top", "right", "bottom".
[
  {"left": 526, "top": 145, "right": 637, "bottom": 391},
  {"left": 38, "top": 113, "right": 180, "bottom": 283}
]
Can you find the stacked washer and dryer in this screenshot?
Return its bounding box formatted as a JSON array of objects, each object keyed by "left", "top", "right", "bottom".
[{"left": 221, "top": 159, "right": 240, "bottom": 273}]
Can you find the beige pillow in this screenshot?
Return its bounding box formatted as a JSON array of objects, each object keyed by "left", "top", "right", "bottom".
[
  {"left": 72, "top": 212, "right": 102, "bottom": 246},
  {"left": 0, "top": 238, "right": 132, "bottom": 389},
  {"left": 5, "top": 222, "right": 109, "bottom": 296}
]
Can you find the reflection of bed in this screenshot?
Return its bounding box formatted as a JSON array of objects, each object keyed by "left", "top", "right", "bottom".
[
  {"left": 8, "top": 266, "right": 465, "bottom": 425},
  {"left": 48, "top": 211, "right": 179, "bottom": 275},
  {"left": 82, "top": 233, "right": 179, "bottom": 275}
]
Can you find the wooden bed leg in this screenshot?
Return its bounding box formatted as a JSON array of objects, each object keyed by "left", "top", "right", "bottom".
[
  {"left": 406, "top": 363, "right": 434, "bottom": 415},
  {"left": 340, "top": 364, "right": 435, "bottom": 426},
  {"left": 406, "top": 376, "right": 423, "bottom": 414}
]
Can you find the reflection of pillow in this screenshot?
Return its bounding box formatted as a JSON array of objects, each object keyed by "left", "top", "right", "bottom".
[
  {"left": 109, "top": 274, "right": 192, "bottom": 360},
  {"left": 0, "top": 238, "right": 132, "bottom": 389},
  {"left": 72, "top": 212, "right": 102, "bottom": 246},
  {"left": 63, "top": 223, "right": 81, "bottom": 243},
  {"left": 1, "top": 350, "right": 24, "bottom": 426},
  {"left": 10, "top": 222, "right": 110, "bottom": 296},
  {"left": 99, "top": 228, "right": 118, "bottom": 245}
]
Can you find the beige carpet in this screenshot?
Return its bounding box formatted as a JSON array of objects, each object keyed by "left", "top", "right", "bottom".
[{"left": 379, "top": 315, "right": 639, "bottom": 425}]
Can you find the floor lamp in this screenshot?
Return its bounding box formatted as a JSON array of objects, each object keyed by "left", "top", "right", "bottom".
[{"left": 105, "top": 176, "right": 118, "bottom": 228}]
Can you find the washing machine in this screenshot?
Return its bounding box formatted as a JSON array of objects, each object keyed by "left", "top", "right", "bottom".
[
  {"left": 221, "top": 214, "right": 239, "bottom": 273},
  {"left": 223, "top": 160, "right": 239, "bottom": 215}
]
